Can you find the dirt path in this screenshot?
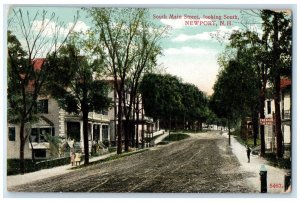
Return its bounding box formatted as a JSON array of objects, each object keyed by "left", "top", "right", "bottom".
[{"left": 8, "top": 131, "right": 255, "bottom": 193}]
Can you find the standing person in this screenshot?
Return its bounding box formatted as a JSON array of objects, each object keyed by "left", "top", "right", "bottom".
[
  {"left": 75, "top": 151, "right": 82, "bottom": 166},
  {"left": 247, "top": 146, "right": 251, "bottom": 163},
  {"left": 70, "top": 152, "right": 75, "bottom": 166}
]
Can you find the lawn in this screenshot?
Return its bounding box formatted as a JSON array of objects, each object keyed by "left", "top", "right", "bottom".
[{"left": 162, "top": 133, "right": 190, "bottom": 142}]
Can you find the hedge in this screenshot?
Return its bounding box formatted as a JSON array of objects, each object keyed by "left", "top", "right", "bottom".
[
  {"left": 7, "top": 156, "right": 73, "bottom": 175},
  {"left": 7, "top": 159, "right": 38, "bottom": 175}
]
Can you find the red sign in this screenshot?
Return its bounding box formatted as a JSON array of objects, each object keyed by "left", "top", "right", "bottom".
[{"left": 260, "top": 118, "right": 273, "bottom": 125}]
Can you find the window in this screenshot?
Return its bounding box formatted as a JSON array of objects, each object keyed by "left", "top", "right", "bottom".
[
  {"left": 34, "top": 149, "right": 46, "bottom": 158},
  {"left": 67, "top": 122, "right": 81, "bottom": 142},
  {"left": 93, "top": 125, "right": 100, "bottom": 142},
  {"left": 37, "top": 99, "right": 48, "bottom": 114},
  {"left": 30, "top": 127, "right": 52, "bottom": 143},
  {"left": 39, "top": 128, "right": 50, "bottom": 142},
  {"left": 31, "top": 128, "right": 39, "bottom": 142},
  {"left": 8, "top": 127, "right": 15, "bottom": 141},
  {"left": 102, "top": 125, "right": 109, "bottom": 140},
  {"left": 267, "top": 100, "right": 271, "bottom": 114}
]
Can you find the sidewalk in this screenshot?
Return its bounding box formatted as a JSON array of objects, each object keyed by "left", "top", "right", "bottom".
[
  {"left": 154, "top": 131, "right": 169, "bottom": 144},
  {"left": 223, "top": 132, "right": 290, "bottom": 193},
  {"left": 6, "top": 152, "right": 116, "bottom": 189}
]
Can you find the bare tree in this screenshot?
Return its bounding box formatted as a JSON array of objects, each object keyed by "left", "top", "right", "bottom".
[
  {"left": 7, "top": 8, "right": 78, "bottom": 174},
  {"left": 87, "top": 8, "right": 167, "bottom": 154}
]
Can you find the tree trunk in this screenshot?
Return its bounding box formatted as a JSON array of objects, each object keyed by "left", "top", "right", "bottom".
[
  {"left": 135, "top": 98, "right": 139, "bottom": 148},
  {"left": 117, "top": 93, "right": 123, "bottom": 154},
  {"left": 19, "top": 121, "right": 25, "bottom": 174},
  {"left": 29, "top": 133, "right": 36, "bottom": 163},
  {"left": 114, "top": 88, "right": 117, "bottom": 147},
  {"left": 272, "top": 13, "right": 283, "bottom": 158},
  {"left": 82, "top": 108, "right": 89, "bottom": 165},
  {"left": 124, "top": 118, "right": 129, "bottom": 152},
  {"left": 252, "top": 110, "right": 259, "bottom": 147},
  {"left": 274, "top": 75, "right": 283, "bottom": 158},
  {"left": 132, "top": 102, "right": 135, "bottom": 147},
  {"left": 199, "top": 120, "right": 203, "bottom": 131},
  {"left": 259, "top": 92, "right": 266, "bottom": 157},
  {"left": 141, "top": 100, "right": 145, "bottom": 149}
]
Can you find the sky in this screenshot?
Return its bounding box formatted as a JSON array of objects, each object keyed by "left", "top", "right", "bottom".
[
  {"left": 7, "top": 6, "right": 263, "bottom": 95},
  {"left": 150, "top": 9, "right": 247, "bottom": 95}
]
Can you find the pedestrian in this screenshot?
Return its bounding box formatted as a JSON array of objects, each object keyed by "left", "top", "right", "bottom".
[
  {"left": 247, "top": 146, "right": 251, "bottom": 163},
  {"left": 70, "top": 152, "right": 75, "bottom": 166},
  {"left": 75, "top": 151, "right": 82, "bottom": 166}
]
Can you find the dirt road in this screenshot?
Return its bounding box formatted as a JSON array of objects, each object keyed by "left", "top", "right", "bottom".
[{"left": 9, "top": 131, "right": 256, "bottom": 193}]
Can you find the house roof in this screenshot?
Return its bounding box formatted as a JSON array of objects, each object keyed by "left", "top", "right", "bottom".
[
  {"left": 280, "top": 78, "right": 291, "bottom": 89},
  {"left": 32, "top": 58, "right": 45, "bottom": 71}
]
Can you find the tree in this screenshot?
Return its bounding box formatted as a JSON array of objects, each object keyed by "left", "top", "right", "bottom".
[
  {"left": 228, "top": 10, "right": 292, "bottom": 157},
  {"left": 121, "top": 19, "right": 165, "bottom": 151},
  {"left": 261, "top": 10, "right": 292, "bottom": 158},
  {"left": 228, "top": 28, "right": 270, "bottom": 154},
  {"left": 7, "top": 9, "right": 77, "bottom": 174},
  {"left": 86, "top": 8, "right": 166, "bottom": 153},
  {"left": 140, "top": 73, "right": 183, "bottom": 133},
  {"left": 210, "top": 59, "right": 260, "bottom": 145},
  {"left": 179, "top": 83, "right": 208, "bottom": 131},
  {"left": 46, "top": 32, "right": 112, "bottom": 165}
]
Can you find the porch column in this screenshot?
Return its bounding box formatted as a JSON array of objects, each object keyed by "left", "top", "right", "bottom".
[
  {"left": 107, "top": 124, "right": 110, "bottom": 141},
  {"left": 80, "top": 121, "right": 84, "bottom": 149},
  {"left": 100, "top": 124, "right": 103, "bottom": 142},
  {"left": 90, "top": 123, "right": 93, "bottom": 142}
]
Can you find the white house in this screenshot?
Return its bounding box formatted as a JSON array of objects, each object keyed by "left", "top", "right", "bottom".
[
  {"left": 7, "top": 95, "right": 111, "bottom": 160},
  {"left": 7, "top": 83, "right": 158, "bottom": 160},
  {"left": 263, "top": 78, "right": 291, "bottom": 157}
]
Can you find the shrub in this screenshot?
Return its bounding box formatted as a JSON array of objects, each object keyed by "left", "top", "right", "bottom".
[
  {"left": 108, "top": 147, "right": 117, "bottom": 153},
  {"left": 264, "top": 153, "right": 291, "bottom": 169},
  {"left": 7, "top": 159, "right": 38, "bottom": 175},
  {"left": 35, "top": 156, "right": 71, "bottom": 170}
]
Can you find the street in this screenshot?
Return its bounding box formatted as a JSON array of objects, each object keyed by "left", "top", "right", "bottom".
[{"left": 8, "top": 131, "right": 255, "bottom": 193}]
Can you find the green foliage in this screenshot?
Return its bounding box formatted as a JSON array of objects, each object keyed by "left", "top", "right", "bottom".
[
  {"left": 156, "top": 141, "right": 169, "bottom": 145},
  {"left": 180, "top": 83, "right": 209, "bottom": 123},
  {"left": 232, "top": 130, "right": 261, "bottom": 148},
  {"left": 47, "top": 37, "right": 112, "bottom": 115},
  {"left": 7, "top": 31, "right": 35, "bottom": 124},
  {"left": 264, "top": 153, "right": 291, "bottom": 169},
  {"left": 7, "top": 159, "right": 38, "bottom": 175},
  {"left": 211, "top": 57, "right": 260, "bottom": 126},
  {"left": 44, "top": 133, "right": 64, "bottom": 158},
  {"left": 7, "top": 157, "right": 71, "bottom": 175},
  {"left": 140, "top": 73, "right": 183, "bottom": 120},
  {"left": 140, "top": 73, "right": 209, "bottom": 130},
  {"left": 35, "top": 156, "right": 72, "bottom": 170},
  {"left": 108, "top": 147, "right": 117, "bottom": 153},
  {"left": 260, "top": 10, "right": 292, "bottom": 80},
  {"left": 46, "top": 33, "right": 112, "bottom": 164}
]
